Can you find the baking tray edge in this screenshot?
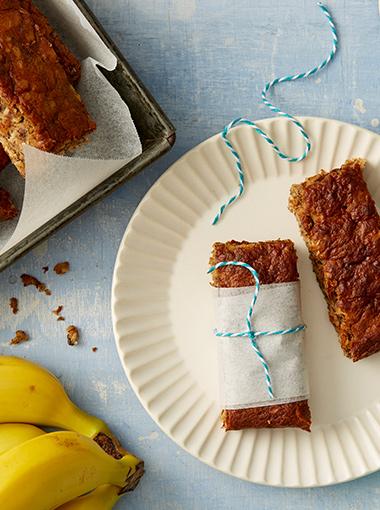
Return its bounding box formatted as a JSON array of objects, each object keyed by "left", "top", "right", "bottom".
[{"left": 0, "top": 0, "right": 175, "bottom": 271}]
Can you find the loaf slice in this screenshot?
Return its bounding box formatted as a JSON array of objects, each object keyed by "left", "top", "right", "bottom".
[
  {"left": 289, "top": 158, "right": 380, "bottom": 362},
  {"left": 0, "top": 0, "right": 95, "bottom": 176},
  {"left": 210, "top": 240, "right": 311, "bottom": 432}
]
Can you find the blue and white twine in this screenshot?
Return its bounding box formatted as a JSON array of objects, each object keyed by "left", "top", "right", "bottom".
[
  {"left": 212, "top": 2, "right": 338, "bottom": 225},
  {"left": 208, "top": 261, "right": 305, "bottom": 399}
]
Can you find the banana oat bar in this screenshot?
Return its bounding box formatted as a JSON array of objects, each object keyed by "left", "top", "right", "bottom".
[
  {"left": 289, "top": 158, "right": 380, "bottom": 362},
  {"left": 0, "top": 0, "right": 95, "bottom": 176},
  {"left": 210, "top": 240, "right": 311, "bottom": 432}
]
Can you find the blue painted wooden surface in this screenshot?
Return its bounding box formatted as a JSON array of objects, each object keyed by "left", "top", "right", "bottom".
[{"left": 1, "top": 0, "right": 380, "bottom": 508}]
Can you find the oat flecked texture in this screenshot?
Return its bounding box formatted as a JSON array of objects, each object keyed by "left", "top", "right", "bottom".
[
  {"left": 0, "top": 0, "right": 95, "bottom": 176},
  {"left": 289, "top": 158, "right": 380, "bottom": 362}
]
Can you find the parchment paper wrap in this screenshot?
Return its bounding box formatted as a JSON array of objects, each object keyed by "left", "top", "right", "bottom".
[
  {"left": 215, "top": 282, "right": 309, "bottom": 409},
  {"left": 0, "top": 0, "right": 142, "bottom": 254}
]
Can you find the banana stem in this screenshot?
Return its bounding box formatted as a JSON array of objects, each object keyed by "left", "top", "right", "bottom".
[
  {"left": 57, "top": 407, "right": 145, "bottom": 491},
  {"left": 56, "top": 403, "right": 113, "bottom": 439},
  {"left": 92, "top": 435, "right": 144, "bottom": 493},
  {"left": 120, "top": 461, "right": 145, "bottom": 493}
]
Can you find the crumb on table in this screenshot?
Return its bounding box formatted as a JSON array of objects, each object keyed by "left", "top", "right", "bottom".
[
  {"left": 42, "top": 266, "right": 49, "bottom": 273},
  {"left": 67, "top": 325, "right": 79, "bottom": 346},
  {"left": 9, "top": 297, "right": 18, "bottom": 314},
  {"left": 54, "top": 262, "right": 70, "bottom": 275},
  {"left": 53, "top": 305, "right": 65, "bottom": 321},
  {"left": 53, "top": 305, "right": 63, "bottom": 316},
  {"left": 21, "top": 274, "right": 51, "bottom": 296},
  {"left": 10, "top": 330, "right": 29, "bottom": 345},
  {"left": 92, "top": 347, "right": 98, "bottom": 353}
]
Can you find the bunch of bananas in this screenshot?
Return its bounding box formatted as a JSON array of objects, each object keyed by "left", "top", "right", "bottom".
[{"left": 0, "top": 356, "right": 144, "bottom": 510}]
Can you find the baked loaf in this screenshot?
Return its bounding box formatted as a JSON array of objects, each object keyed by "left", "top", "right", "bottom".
[
  {"left": 210, "top": 240, "right": 311, "bottom": 432},
  {"left": 4, "top": 0, "right": 82, "bottom": 86},
  {"left": 289, "top": 158, "right": 380, "bottom": 362},
  {"left": 0, "top": 0, "right": 95, "bottom": 176},
  {"left": 0, "top": 188, "right": 18, "bottom": 221}
]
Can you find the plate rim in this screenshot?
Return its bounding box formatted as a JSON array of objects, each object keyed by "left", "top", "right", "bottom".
[{"left": 111, "top": 116, "right": 380, "bottom": 488}]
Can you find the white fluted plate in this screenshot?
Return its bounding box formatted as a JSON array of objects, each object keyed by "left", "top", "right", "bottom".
[{"left": 112, "top": 117, "right": 380, "bottom": 487}]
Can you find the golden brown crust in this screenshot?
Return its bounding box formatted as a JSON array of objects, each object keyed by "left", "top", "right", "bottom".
[
  {"left": 0, "top": 0, "right": 95, "bottom": 175},
  {"left": 222, "top": 400, "right": 311, "bottom": 432},
  {"left": 0, "top": 0, "right": 81, "bottom": 85},
  {"left": 25, "top": 0, "right": 81, "bottom": 85},
  {"left": 209, "top": 239, "right": 299, "bottom": 287},
  {"left": 210, "top": 240, "right": 311, "bottom": 431},
  {"left": 289, "top": 158, "right": 380, "bottom": 362},
  {"left": 0, "top": 187, "right": 18, "bottom": 221}
]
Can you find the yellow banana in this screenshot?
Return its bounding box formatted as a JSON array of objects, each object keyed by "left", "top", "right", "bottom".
[
  {"left": 0, "top": 426, "right": 124, "bottom": 510},
  {"left": 0, "top": 423, "right": 44, "bottom": 454},
  {"left": 0, "top": 431, "right": 140, "bottom": 510},
  {"left": 0, "top": 356, "right": 111, "bottom": 438},
  {"left": 57, "top": 485, "right": 121, "bottom": 510}
]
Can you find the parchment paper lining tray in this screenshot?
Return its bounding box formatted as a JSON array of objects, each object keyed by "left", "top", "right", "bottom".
[{"left": 0, "top": 0, "right": 175, "bottom": 271}]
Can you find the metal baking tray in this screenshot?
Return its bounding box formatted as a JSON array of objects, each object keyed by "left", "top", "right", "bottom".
[{"left": 0, "top": 0, "right": 175, "bottom": 271}]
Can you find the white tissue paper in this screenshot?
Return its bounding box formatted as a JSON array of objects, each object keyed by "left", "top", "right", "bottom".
[
  {"left": 215, "top": 282, "right": 309, "bottom": 409},
  {"left": 0, "top": 0, "right": 142, "bottom": 254}
]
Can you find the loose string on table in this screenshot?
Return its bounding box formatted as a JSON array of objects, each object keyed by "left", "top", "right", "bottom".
[
  {"left": 208, "top": 261, "right": 305, "bottom": 399},
  {"left": 212, "top": 2, "right": 338, "bottom": 225}
]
